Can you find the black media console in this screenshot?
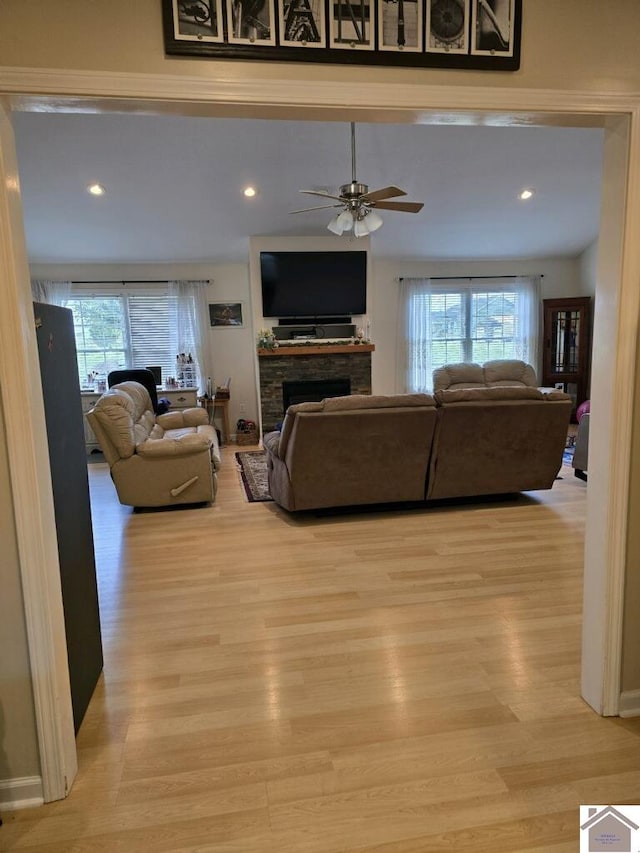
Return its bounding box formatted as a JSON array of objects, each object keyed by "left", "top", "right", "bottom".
[{"left": 273, "top": 317, "right": 356, "bottom": 340}]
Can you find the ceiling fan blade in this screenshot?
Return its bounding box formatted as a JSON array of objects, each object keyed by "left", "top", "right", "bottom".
[
  {"left": 299, "top": 189, "right": 344, "bottom": 202},
  {"left": 373, "top": 200, "right": 424, "bottom": 213},
  {"left": 361, "top": 185, "right": 407, "bottom": 202},
  {"left": 290, "top": 204, "right": 343, "bottom": 214}
]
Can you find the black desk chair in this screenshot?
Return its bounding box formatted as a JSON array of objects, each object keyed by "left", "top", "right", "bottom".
[{"left": 107, "top": 368, "right": 161, "bottom": 414}]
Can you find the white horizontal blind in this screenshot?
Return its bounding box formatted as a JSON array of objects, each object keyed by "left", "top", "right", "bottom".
[{"left": 126, "top": 294, "right": 176, "bottom": 382}]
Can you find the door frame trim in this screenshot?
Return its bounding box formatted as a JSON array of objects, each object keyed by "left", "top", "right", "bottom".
[{"left": 0, "top": 67, "right": 636, "bottom": 797}]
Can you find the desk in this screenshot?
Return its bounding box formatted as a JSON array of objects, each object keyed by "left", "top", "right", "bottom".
[{"left": 199, "top": 396, "right": 231, "bottom": 445}]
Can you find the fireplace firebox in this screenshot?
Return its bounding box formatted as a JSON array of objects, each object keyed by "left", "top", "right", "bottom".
[{"left": 282, "top": 378, "right": 350, "bottom": 413}]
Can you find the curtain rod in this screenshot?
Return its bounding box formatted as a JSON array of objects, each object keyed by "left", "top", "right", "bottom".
[
  {"left": 398, "top": 274, "right": 543, "bottom": 281},
  {"left": 71, "top": 279, "right": 211, "bottom": 284}
]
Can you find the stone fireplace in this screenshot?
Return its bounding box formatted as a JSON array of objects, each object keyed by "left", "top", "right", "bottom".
[{"left": 258, "top": 344, "right": 374, "bottom": 432}]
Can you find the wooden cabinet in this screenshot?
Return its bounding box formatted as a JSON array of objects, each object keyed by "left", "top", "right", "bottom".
[
  {"left": 81, "top": 391, "right": 102, "bottom": 454},
  {"left": 542, "top": 296, "right": 591, "bottom": 420},
  {"left": 158, "top": 387, "right": 198, "bottom": 411}
]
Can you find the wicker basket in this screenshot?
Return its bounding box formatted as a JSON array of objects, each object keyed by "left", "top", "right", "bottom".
[{"left": 236, "top": 429, "right": 258, "bottom": 446}]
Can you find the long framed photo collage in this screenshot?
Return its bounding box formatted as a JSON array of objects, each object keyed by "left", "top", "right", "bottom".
[{"left": 162, "top": 0, "right": 521, "bottom": 70}]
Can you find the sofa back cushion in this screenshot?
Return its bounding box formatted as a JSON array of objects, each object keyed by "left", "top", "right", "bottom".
[
  {"left": 278, "top": 393, "right": 434, "bottom": 458},
  {"left": 88, "top": 381, "right": 156, "bottom": 460},
  {"left": 432, "top": 362, "right": 484, "bottom": 392},
  {"left": 428, "top": 387, "right": 572, "bottom": 499},
  {"left": 483, "top": 359, "right": 538, "bottom": 387},
  {"left": 433, "top": 359, "right": 538, "bottom": 392},
  {"left": 434, "top": 386, "right": 544, "bottom": 405},
  {"left": 90, "top": 389, "right": 138, "bottom": 459},
  {"left": 278, "top": 393, "right": 437, "bottom": 510}
]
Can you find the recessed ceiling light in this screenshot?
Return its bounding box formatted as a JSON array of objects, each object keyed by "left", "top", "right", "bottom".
[
  {"left": 87, "top": 183, "right": 105, "bottom": 196},
  {"left": 518, "top": 188, "right": 535, "bottom": 200},
  {"left": 243, "top": 186, "right": 258, "bottom": 198}
]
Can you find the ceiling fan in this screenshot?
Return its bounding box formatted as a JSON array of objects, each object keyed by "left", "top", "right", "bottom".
[{"left": 291, "top": 122, "right": 424, "bottom": 236}]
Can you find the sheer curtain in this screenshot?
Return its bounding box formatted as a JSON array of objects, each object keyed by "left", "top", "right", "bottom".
[
  {"left": 397, "top": 275, "right": 542, "bottom": 393},
  {"left": 31, "top": 279, "right": 71, "bottom": 305},
  {"left": 396, "top": 277, "right": 433, "bottom": 393},
  {"left": 168, "top": 280, "right": 210, "bottom": 391},
  {"left": 512, "top": 275, "right": 542, "bottom": 374}
]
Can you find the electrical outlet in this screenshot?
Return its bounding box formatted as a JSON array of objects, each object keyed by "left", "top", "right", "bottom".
[{"left": 239, "top": 402, "right": 246, "bottom": 414}]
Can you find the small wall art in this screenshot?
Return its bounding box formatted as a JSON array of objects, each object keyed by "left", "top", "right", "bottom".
[{"left": 209, "top": 302, "right": 244, "bottom": 327}]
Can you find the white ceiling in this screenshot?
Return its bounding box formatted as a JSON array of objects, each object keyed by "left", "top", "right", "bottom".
[{"left": 12, "top": 112, "right": 604, "bottom": 264}]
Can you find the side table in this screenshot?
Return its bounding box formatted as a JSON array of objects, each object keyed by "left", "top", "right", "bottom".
[{"left": 199, "top": 396, "right": 231, "bottom": 445}]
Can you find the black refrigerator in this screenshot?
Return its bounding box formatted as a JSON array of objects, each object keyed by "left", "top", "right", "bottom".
[{"left": 33, "top": 302, "right": 103, "bottom": 733}]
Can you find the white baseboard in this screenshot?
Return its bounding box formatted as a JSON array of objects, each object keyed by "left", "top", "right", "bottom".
[
  {"left": 0, "top": 776, "right": 44, "bottom": 811},
  {"left": 619, "top": 689, "right": 640, "bottom": 717}
]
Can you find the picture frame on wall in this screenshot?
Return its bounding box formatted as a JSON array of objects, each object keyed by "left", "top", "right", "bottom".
[
  {"left": 209, "top": 302, "right": 244, "bottom": 327},
  {"left": 278, "top": 0, "right": 326, "bottom": 48},
  {"left": 470, "top": 0, "right": 515, "bottom": 57},
  {"left": 426, "top": 0, "right": 469, "bottom": 54},
  {"left": 329, "top": 0, "right": 374, "bottom": 50},
  {"left": 378, "top": 0, "right": 423, "bottom": 53},
  {"left": 171, "top": 0, "right": 224, "bottom": 43},
  {"left": 226, "top": 0, "right": 277, "bottom": 45},
  {"left": 162, "top": 0, "right": 521, "bottom": 69}
]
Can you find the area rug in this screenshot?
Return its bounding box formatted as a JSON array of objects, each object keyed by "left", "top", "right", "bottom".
[
  {"left": 563, "top": 434, "right": 576, "bottom": 467},
  {"left": 235, "top": 451, "right": 273, "bottom": 502}
]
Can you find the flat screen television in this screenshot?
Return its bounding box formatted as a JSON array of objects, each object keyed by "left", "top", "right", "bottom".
[{"left": 260, "top": 251, "right": 367, "bottom": 318}]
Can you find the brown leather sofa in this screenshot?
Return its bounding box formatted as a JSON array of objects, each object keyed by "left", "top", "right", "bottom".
[
  {"left": 263, "top": 387, "right": 571, "bottom": 512},
  {"left": 86, "top": 381, "right": 220, "bottom": 507}
]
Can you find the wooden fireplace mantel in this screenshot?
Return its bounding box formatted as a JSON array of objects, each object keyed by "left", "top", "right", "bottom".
[{"left": 258, "top": 344, "right": 375, "bottom": 357}]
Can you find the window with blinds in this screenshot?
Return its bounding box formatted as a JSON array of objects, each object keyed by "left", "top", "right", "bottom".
[
  {"left": 418, "top": 287, "right": 518, "bottom": 374},
  {"left": 67, "top": 284, "right": 198, "bottom": 387}
]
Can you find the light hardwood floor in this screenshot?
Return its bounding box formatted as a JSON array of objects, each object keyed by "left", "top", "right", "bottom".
[{"left": 4, "top": 448, "right": 640, "bottom": 852}]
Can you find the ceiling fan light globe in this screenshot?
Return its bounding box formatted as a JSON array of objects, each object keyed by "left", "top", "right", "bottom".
[
  {"left": 327, "top": 214, "right": 350, "bottom": 235},
  {"left": 353, "top": 217, "right": 371, "bottom": 237},
  {"left": 327, "top": 210, "right": 354, "bottom": 235},
  {"left": 336, "top": 210, "right": 354, "bottom": 231},
  {"left": 365, "top": 210, "right": 383, "bottom": 232}
]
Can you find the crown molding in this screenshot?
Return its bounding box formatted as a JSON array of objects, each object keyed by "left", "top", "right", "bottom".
[{"left": 0, "top": 66, "right": 638, "bottom": 121}]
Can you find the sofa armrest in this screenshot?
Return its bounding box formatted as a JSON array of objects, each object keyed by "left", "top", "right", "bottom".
[
  {"left": 572, "top": 412, "right": 590, "bottom": 473},
  {"left": 137, "top": 434, "right": 212, "bottom": 458},
  {"left": 263, "top": 430, "right": 282, "bottom": 459},
  {"left": 157, "top": 408, "right": 208, "bottom": 430},
  {"left": 181, "top": 407, "right": 209, "bottom": 427}
]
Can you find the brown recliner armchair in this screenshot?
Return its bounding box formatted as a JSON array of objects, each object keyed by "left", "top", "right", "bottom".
[{"left": 86, "top": 381, "right": 220, "bottom": 507}]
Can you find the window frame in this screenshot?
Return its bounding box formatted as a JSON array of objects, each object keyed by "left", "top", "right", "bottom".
[{"left": 67, "top": 282, "right": 196, "bottom": 389}]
